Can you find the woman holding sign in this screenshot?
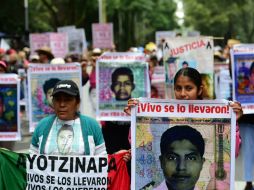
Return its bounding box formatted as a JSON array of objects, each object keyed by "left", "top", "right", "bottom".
[
  {"left": 124, "top": 67, "right": 243, "bottom": 189},
  {"left": 30, "top": 79, "right": 131, "bottom": 159},
  {"left": 30, "top": 80, "right": 107, "bottom": 155},
  {"left": 125, "top": 67, "right": 243, "bottom": 119}
]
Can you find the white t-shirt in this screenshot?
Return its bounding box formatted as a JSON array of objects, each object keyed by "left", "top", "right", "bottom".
[{"left": 44, "top": 118, "right": 84, "bottom": 155}]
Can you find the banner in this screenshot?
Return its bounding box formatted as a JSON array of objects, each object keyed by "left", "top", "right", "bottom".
[
  {"left": 0, "top": 74, "right": 21, "bottom": 141},
  {"left": 92, "top": 23, "right": 114, "bottom": 49},
  {"left": 48, "top": 33, "right": 69, "bottom": 58},
  {"left": 0, "top": 148, "right": 130, "bottom": 190},
  {"left": 29, "top": 33, "right": 49, "bottom": 56},
  {"left": 29, "top": 33, "right": 68, "bottom": 58},
  {"left": 57, "top": 26, "right": 87, "bottom": 54},
  {"left": 97, "top": 52, "right": 150, "bottom": 121},
  {"left": 214, "top": 63, "right": 232, "bottom": 100},
  {"left": 155, "top": 31, "right": 176, "bottom": 46},
  {"left": 131, "top": 98, "right": 236, "bottom": 190},
  {"left": 231, "top": 44, "right": 254, "bottom": 114},
  {"left": 27, "top": 63, "right": 81, "bottom": 132},
  {"left": 163, "top": 37, "right": 214, "bottom": 99}
]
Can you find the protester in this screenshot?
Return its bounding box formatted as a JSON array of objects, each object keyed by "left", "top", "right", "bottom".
[
  {"left": 50, "top": 57, "right": 65, "bottom": 65},
  {"left": 18, "top": 50, "right": 29, "bottom": 69},
  {"left": 29, "top": 54, "right": 39, "bottom": 63},
  {"left": 30, "top": 80, "right": 107, "bottom": 155},
  {"left": 89, "top": 48, "right": 102, "bottom": 89},
  {"left": 0, "top": 61, "right": 7, "bottom": 73},
  {"left": 156, "top": 125, "right": 205, "bottom": 190},
  {"left": 81, "top": 55, "right": 90, "bottom": 86},
  {"left": 124, "top": 67, "right": 242, "bottom": 190},
  {"left": 35, "top": 46, "right": 54, "bottom": 63},
  {"left": 225, "top": 41, "right": 254, "bottom": 190},
  {"left": 124, "top": 67, "right": 243, "bottom": 153},
  {"left": 30, "top": 79, "right": 131, "bottom": 163},
  {"left": 0, "top": 48, "right": 5, "bottom": 61},
  {"left": 5, "top": 49, "right": 22, "bottom": 74}
]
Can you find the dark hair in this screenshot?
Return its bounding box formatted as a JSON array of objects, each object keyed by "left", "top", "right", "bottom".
[
  {"left": 174, "top": 67, "right": 202, "bottom": 99},
  {"left": 182, "top": 61, "right": 188, "bottom": 66},
  {"left": 0, "top": 92, "right": 3, "bottom": 105},
  {"left": 111, "top": 67, "right": 134, "bottom": 84},
  {"left": 43, "top": 78, "right": 61, "bottom": 94},
  {"left": 160, "top": 125, "right": 205, "bottom": 157},
  {"left": 249, "top": 62, "right": 254, "bottom": 75}
]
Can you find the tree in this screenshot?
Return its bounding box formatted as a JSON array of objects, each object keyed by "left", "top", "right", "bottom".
[
  {"left": 183, "top": 0, "right": 254, "bottom": 45},
  {"left": 107, "top": 0, "right": 178, "bottom": 50},
  {"left": 0, "top": 0, "right": 178, "bottom": 50}
]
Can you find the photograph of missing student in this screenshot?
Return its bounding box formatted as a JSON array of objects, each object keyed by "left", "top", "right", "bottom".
[
  {"left": 29, "top": 72, "right": 81, "bottom": 131},
  {"left": 233, "top": 56, "right": 254, "bottom": 102},
  {"left": 98, "top": 61, "right": 149, "bottom": 110},
  {"left": 134, "top": 117, "right": 232, "bottom": 190},
  {"left": 0, "top": 84, "right": 18, "bottom": 132},
  {"left": 231, "top": 44, "right": 254, "bottom": 113}
]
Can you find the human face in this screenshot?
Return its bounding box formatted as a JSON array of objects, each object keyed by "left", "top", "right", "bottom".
[
  {"left": 57, "top": 128, "right": 73, "bottom": 154},
  {"left": 174, "top": 75, "right": 202, "bottom": 100},
  {"left": 46, "top": 88, "right": 54, "bottom": 107},
  {"left": 38, "top": 53, "right": 48, "bottom": 63},
  {"left": 160, "top": 139, "right": 204, "bottom": 190},
  {"left": 52, "top": 93, "right": 79, "bottom": 120},
  {"left": 113, "top": 75, "right": 134, "bottom": 100}
]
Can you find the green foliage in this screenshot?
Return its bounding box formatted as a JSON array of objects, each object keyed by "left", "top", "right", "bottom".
[
  {"left": 183, "top": 0, "right": 254, "bottom": 44},
  {"left": 0, "top": 0, "right": 25, "bottom": 34},
  {"left": 0, "top": 0, "right": 178, "bottom": 50},
  {"left": 107, "top": 0, "right": 178, "bottom": 50}
]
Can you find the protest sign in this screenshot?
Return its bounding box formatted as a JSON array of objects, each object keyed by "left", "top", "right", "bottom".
[
  {"left": 231, "top": 44, "right": 254, "bottom": 114},
  {"left": 48, "top": 33, "right": 68, "bottom": 58},
  {"left": 0, "top": 74, "right": 21, "bottom": 141},
  {"left": 0, "top": 148, "right": 130, "bottom": 190},
  {"left": 163, "top": 36, "right": 214, "bottom": 99},
  {"left": 131, "top": 98, "right": 236, "bottom": 190},
  {"left": 92, "top": 23, "right": 114, "bottom": 49},
  {"left": 155, "top": 31, "right": 176, "bottom": 46},
  {"left": 27, "top": 63, "right": 81, "bottom": 132},
  {"left": 187, "top": 31, "right": 201, "bottom": 37},
  {"left": 29, "top": 33, "right": 50, "bottom": 56},
  {"left": 29, "top": 33, "right": 68, "bottom": 58},
  {"left": 97, "top": 52, "right": 150, "bottom": 121},
  {"left": 57, "top": 26, "right": 87, "bottom": 54},
  {"left": 214, "top": 63, "right": 232, "bottom": 100}
]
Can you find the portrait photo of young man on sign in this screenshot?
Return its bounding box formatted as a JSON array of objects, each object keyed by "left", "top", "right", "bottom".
[
  {"left": 97, "top": 52, "right": 150, "bottom": 120},
  {"left": 131, "top": 99, "right": 235, "bottom": 190},
  {"left": 156, "top": 125, "right": 205, "bottom": 190}
]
